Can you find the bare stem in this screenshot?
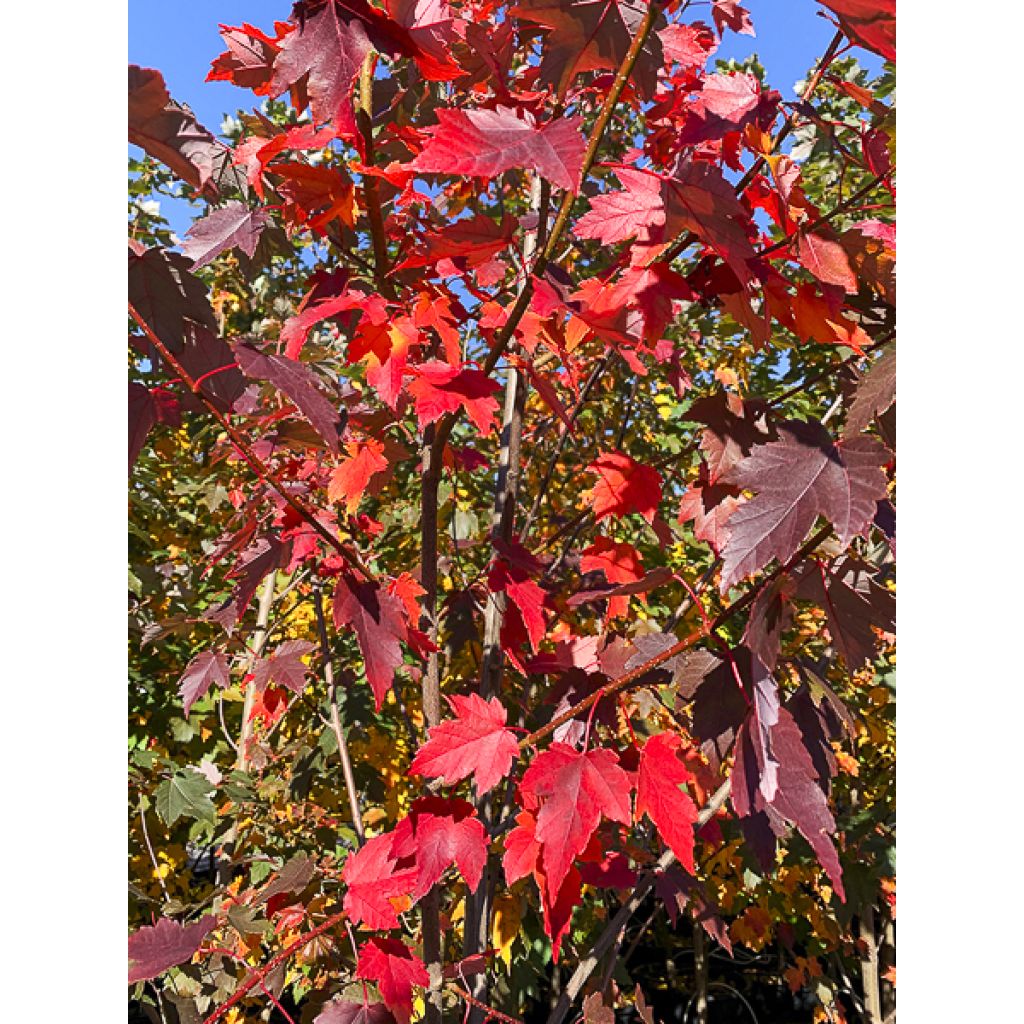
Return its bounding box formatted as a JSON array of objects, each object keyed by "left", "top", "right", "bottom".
[{"left": 314, "top": 583, "right": 365, "bottom": 844}]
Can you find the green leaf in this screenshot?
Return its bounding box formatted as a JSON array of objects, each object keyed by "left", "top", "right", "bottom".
[{"left": 155, "top": 770, "right": 217, "bottom": 826}]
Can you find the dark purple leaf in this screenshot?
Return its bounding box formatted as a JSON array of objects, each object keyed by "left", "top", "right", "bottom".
[
  {"left": 129, "top": 383, "right": 157, "bottom": 472},
  {"left": 732, "top": 707, "right": 845, "bottom": 900},
  {"left": 568, "top": 566, "right": 673, "bottom": 607},
  {"left": 208, "top": 536, "right": 290, "bottom": 629},
  {"left": 794, "top": 557, "right": 895, "bottom": 669},
  {"left": 129, "top": 66, "right": 245, "bottom": 196},
  {"left": 844, "top": 343, "right": 896, "bottom": 438},
  {"left": 720, "top": 420, "right": 890, "bottom": 591},
  {"left": 258, "top": 855, "right": 316, "bottom": 905},
  {"left": 333, "top": 574, "right": 409, "bottom": 710},
  {"left": 742, "top": 575, "right": 794, "bottom": 671},
  {"left": 234, "top": 341, "right": 343, "bottom": 453},
  {"left": 178, "top": 650, "right": 231, "bottom": 716},
  {"left": 129, "top": 246, "right": 217, "bottom": 352},
  {"left": 315, "top": 1000, "right": 398, "bottom": 1024},
  {"left": 128, "top": 915, "right": 217, "bottom": 984},
  {"left": 252, "top": 640, "right": 316, "bottom": 694},
  {"left": 181, "top": 201, "right": 270, "bottom": 270},
  {"left": 175, "top": 324, "right": 247, "bottom": 413}
]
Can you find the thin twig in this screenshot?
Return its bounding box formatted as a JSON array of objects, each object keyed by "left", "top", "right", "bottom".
[{"left": 314, "top": 584, "right": 365, "bottom": 844}]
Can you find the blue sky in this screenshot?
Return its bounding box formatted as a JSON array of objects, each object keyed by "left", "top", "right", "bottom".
[{"left": 129, "top": 0, "right": 881, "bottom": 237}]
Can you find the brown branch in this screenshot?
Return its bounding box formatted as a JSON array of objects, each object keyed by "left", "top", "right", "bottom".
[
  {"left": 357, "top": 52, "right": 396, "bottom": 300},
  {"left": 452, "top": 984, "right": 525, "bottom": 1024},
  {"left": 201, "top": 910, "right": 348, "bottom": 1024},
  {"left": 127, "top": 301, "right": 372, "bottom": 580}
]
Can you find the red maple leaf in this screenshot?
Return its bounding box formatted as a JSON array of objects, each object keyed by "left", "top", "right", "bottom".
[
  {"left": 391, "top": 796, "right": 489, "bottom": 897},
  {"left": 636, "top": 733, "right": 700, "bottom": 872},
  {"left": 586, "top": 452, "right": 663, "bottom": 524},
  {"left": 406, "top": 360, "right": 501, "bottom": 435},
  {"left": 796, "top": 230, "right": 859, "bottom": 293},
  {"left": 341, "top": 832, "right": 417, "bottom": 930},
  {"left": 356, "top": 937, "right": 430, "bottom": 1024},
  {"left": 520, "top": 743, "right": 632, "bottom": 897},
  {"left": 412, "top": 107, "right": 586, "bottom": 192},
  {"left": 488, "top": 558, "right": 547, "bottom": 652},
  {"left": 329, "top": 437, "right": 390, "bottom": 514},
  {"left": 579, "top": 536, "right": 645, "bottom": 619},
  {"left": 408, "top": 693, "right": 520, "bottom": 797},
  {"left": 333, "top": 573, "right": 411, "bottom": 709}
]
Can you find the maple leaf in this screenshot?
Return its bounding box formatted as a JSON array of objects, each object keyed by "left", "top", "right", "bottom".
[
  {"left": 251, "top": 639, "right": 315, "bottom": 693},
  {"left": 794, "top": 558, "right": 895, "bottom": 669},
  {"left": 234, "top": 341, "right": 344, "bottom": 453},
  {"left": 386, "top": 0, "right": 464, "bottom": 80},
  {"left": 333, "top": 573, "right": 409, "bottom": 709},
  {"left": 711, "top": 0, "right": 754, "bottom": 36},
  {"left": 586, "top": 451, "right": 663, "bottom": 524},
  {"left": 208, "top": 536, "right": 292, "bottom": 628},
  {"left": 391, "top": 796, "right": 489, "bottom": 897},
  {"left": 281, "top": 290, "right": 388, "bottom": 360},
  {"left": 577, "top": 163, "right": 759, "bottom": 286},
  {"left": 636, "top": 733, "right": 699, "bottom": 872},
  {"left": 315, "top": 999, "right": 397, "bottom": 1024},
  {"left": 575, "top": 167, "right": 664, "bottom": 246},
  {"left": 511, "top": 0, "right": 664, "bottom": 99},
  {"left": 129, "top": 66, "right": 244, "bottom": 197},
  {"left": 129, "top": 246, "right": 217, "bottom": 352},
  {"left": 412, "top": 107, "right": 586, "bottom": 192},
  {"left": 520, "top": 744, "right": 632, "bottom": 897},
  {"left": 678, "top": 469, "right": 742, "bottom": 555},
  {"left": 342, "top": 832, "right": 417, "bottom": 929},
  {"left": 406, "top": 360, "right": 501, "bottom": 435},
  {"left": 356, "top": 937, "right": 430, "bottom": 1024},
  {"left": 329, "top": 437, "right": 390, "bottom": 514},
  {"left": 844, "top": 343, "right": 896, "bottom": 438},
  {"left": 677, "top": 72, "right": 771, "bottom": 145},
  {"left": 180, "top": 201, "right": 269, "bottom": 270},
  {"left": 719, "top": 420, "right": 890, "bottom": 591},
  {"left": 129, "top": 383, "right": 156, "bottom": 472},
  {"left": 818, "top": 0, "right": 895, "bottom": 60},
  {"left": 268, "top": 1, "right": 373, "bottom": 138},
  {"left": 173, "top": 324, "right": 248, "bottom": 413},
  {"left": 207, "top": 21, "right": 290, "bottom": 94},
  {"left": 128, "top": 915, "right": 217, "bottom": 984},
  {"left": 579, "top": 537, "right": 644, "bottom": 619},
  {"left": 732, "top": 707, "right": 846, "bottom": 900},
  {"left": 178, "top": 650, "right": 230, "bottom": 716},
  {"left": 408, "top": 693, "right": 520, "bottom": 797},
  {"left": 488, "top": 558, "right": 547, "bottom": 652},
  {"left": 796, "top": 230, "right": 858, "bottom": 293},
  {"left": 659, "top": 22, "right": 717, "bottom": 71}
]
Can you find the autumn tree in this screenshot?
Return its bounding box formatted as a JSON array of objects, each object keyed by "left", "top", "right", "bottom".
[{"left": 129, "top": 2, "right": 896, "bottom": 1022}]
